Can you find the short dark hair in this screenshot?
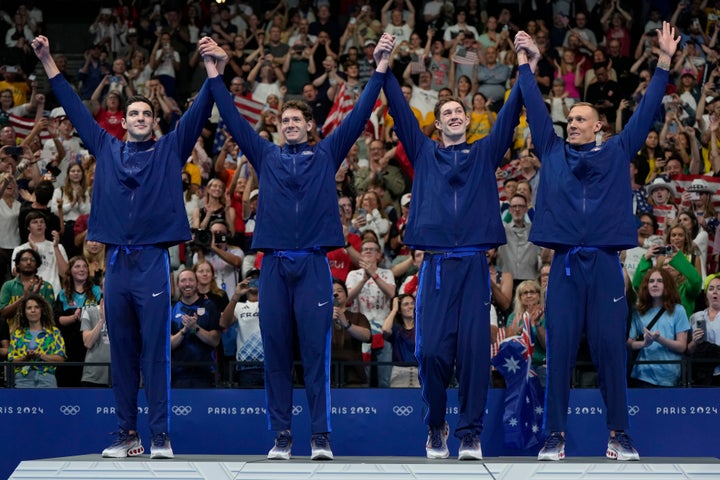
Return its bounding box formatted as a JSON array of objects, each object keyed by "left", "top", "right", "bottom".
[
  {"left": 281, "top": 100, "right": 313, "bottom": 122},
  {"left": 124, "top": 95, "right": 155, "bottom": 119},
  {"left": 24, "top": 210, "right": 46, "bottom": 229},
  {"left": 14, "top": 247, "right": 41, "bottom": 268},
  {"left": 434, "top": 96, "right": 467, "bottom": 122},
  {"left": 34, "top": 180, "right": 54, "bottom": 205},
  {"left": 332, "top": 277, "right": 348, "bottom": 295},
  {"left": 510, "top": 194, "right": 528, "bottom": 206}
]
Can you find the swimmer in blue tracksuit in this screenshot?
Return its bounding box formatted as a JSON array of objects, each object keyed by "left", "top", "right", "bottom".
[
  {"left": 33, "top": 35, "right": 214, "bottom": 459},
  {"left": 383, "top": 48, "right": 531, "bottom": 460},
  {"left": 199, "top": 34, "right": 394, "bottom": 460},
  {"left": 514, "top": 24, "right": 680, "bottom": 461}
]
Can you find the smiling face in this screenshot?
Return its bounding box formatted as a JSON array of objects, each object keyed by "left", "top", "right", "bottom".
[
  {"left": 435, "top": 100, "right": 469, "bottom": 144},
  {"left": 70, "top": 258, "right": 89, "bottom": 283},
  {"left": 177, "top": 270, "right": 198, "bottom": 299},
  {"left": 280, "top": 107, "right": 311, "bottom": 144},
  {"left": 400, "top": 295, "right": 415, "bottom": 319},
  {"left": 122, "top": 101, "right": 155, "bottom": 141},
  {"left": 67, "top": 164, "right": 84, "bottom": 184}
]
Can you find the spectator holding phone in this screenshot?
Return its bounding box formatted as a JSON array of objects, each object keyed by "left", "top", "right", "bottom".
[
  {"left": 634, "top": 223, "right": 702, "bottom": 317},
  {"left": 687, "top": 274, "right": 720, "bottom": 386},
  {"left": 330, "top": 278, "right": 371, "bottom": 387},
  {"left": 220, "top": 272, "right": 263, "bottom": 387}
]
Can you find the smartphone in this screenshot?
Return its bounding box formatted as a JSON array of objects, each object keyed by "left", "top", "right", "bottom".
[
  {"left": 689, "top": 192, "right": 701, "bottom": 201},
  {"left": 357, "top": 208, "right": 367, "bottom": 217},
  {"left": 248, "top": 277, "right": 260, "bottom": 289},
  {"left": 695, "top": 319, "right": 707, "bottom": 342}
]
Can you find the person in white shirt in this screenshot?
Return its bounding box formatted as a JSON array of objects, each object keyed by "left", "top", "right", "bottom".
[{"left": 12, "top": 210, "right": 67, "bottom": 294}]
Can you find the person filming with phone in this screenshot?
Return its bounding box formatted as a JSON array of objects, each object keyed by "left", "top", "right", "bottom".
[{"left": 687, "top": 274, "right": 720, "bottom": 386}]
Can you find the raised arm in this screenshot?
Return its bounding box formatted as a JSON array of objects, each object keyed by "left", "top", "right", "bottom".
[
  {"left": 319, "top": 33, "right": 395, "bottom": 170},
  {"left": 32, "top": 35, "right": 109, "bottom": 155},
  {"left": 514, "top": 31, "right": 559, "bottom": 156},
  {"left": 200, "top": 36, "right": 270, "bottom": 172},
  {"left": 618, "top": 22, "right": 680, "bottom": 156}
]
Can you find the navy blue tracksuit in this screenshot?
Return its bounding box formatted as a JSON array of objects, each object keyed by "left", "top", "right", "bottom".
[
  {"left": 209, "top": 70, "right": 386, "bottom": 434},
  {"left": 50, "top": 73, "right": 214, "bottom": 436},
  {"left": 517, "top": 62, "right": 670, "bottom": 433},
  {"left": 384, "top": 71, "right": 522, "bottom": 438}
]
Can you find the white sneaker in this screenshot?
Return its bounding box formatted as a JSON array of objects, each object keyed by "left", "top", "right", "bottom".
[{"left": 425, "top": 421, "right": 450, "bottom": 459}]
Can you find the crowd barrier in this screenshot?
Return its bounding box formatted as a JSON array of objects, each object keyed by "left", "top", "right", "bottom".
[{"left": 1, "top": 387, "right": 719, "bottom": 478}]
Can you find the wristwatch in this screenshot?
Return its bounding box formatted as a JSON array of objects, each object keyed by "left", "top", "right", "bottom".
[{"left": 343, "top": 322, "right": 351, "bottom": 330}]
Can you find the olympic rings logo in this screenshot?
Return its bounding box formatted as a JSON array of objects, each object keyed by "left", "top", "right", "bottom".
[
  {"left": 627, "top": 405, "right": 640, "bottom": 416},
  {"left": 291, "top": 405, "right": 303, "bottom": 416},
  {"left": 60, "top": 405, "right": 80, "bottom": 415},
  {"left": 172, "top": 405, "right": 192, "bottom": 416},
  {"left": 393, "top": 406, "right": 413, "bottom": 416}
]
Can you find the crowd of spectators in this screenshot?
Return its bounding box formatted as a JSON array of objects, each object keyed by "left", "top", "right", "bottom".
[{"left": 0, "top": 0, "right": 720, "bottom": 388}]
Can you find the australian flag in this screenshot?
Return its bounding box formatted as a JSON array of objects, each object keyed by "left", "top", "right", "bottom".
[{"left": 491, "top": 328, "right": 546, "bottom": 450}]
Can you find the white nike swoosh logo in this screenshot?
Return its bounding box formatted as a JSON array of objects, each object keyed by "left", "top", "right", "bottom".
[
  {"left": 483, "top": 301, "right": 491, "bottom": 306},
  {"left": 613, "top": 296, "right": 625, "bottom": 303},
  {"left": 152, "top": 292, "right": 163, "bottom": 297},
  {"left": 318, "top": 301, "right": 330, "bottom": 307}
]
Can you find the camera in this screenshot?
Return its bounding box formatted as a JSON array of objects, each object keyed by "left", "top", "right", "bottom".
[
  {"left": 192, "top": 229, "right": 213, "bottom": 251},
  {"left": 662, "top": 245, "right": 674, "bottom": 255},
  {"left": 5, "top": 146, "right": 23, "bottom": 157},
  {"left": 213, "top": 232, "right": 227, "bottom": 244}
]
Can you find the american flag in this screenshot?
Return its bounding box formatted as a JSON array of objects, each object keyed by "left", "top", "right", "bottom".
[
  {"left": 213, "top": 95, "right": 264, "bottom": 154},
  {"left": 410, "top": 54, "right": 427, "bottom": 74},
  {"left": 322, "top": 82, "right": 355, "bottom": 138},
  {"left": 8, "top": 114, "right": 52, "bottom": 141},
  {"left": 453, "top": 49, "right": 479, "bottom": 66},
  {"left": 234, "top": 95, "right": 263, "bottom": 128}
]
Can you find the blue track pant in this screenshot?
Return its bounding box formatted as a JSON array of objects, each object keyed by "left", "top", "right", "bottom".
[
  {"left": 544, "top": 248, "right": 629, "bottom": 433},
  {"left": 104, "top": 246, "right": 172, "bottom": 436},
  {"left": 416, "top": 250, "right": 490, "bottom": 437},
  {"left": 258, "top": 250, "right": 333, "bottom": 434}
]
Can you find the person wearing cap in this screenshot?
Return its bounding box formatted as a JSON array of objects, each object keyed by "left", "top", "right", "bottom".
[
  {"left": 383, "top": 22, "right": 529, "bottom": 460},
  {"left": 32, "top": 33, "right": 216, "bottom": 459},
  {"left": 38, "top": 107, "right": 82, "bottom": 186},
  {"left": 514, "top": 24, "right": 679, "bottom": 461},
  {"left": 647, "top": 176, "right": 679, "bottom": 235},
  {"left": 683, "top": 178, "right": 719, "bottom": 235},
  {"left": 200, "top": 33, "right": 395, "bottom": 460}
]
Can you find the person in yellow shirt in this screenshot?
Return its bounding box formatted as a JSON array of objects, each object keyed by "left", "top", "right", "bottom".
[{"left": 466, "top": 92, "right": 496, "bottom": 144}]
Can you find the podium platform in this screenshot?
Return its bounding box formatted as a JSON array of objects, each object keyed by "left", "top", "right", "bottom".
[{"left": 10, "top": 455, "right": 720, "bottom": 480}]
